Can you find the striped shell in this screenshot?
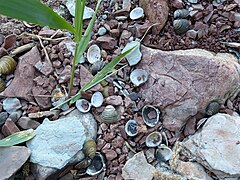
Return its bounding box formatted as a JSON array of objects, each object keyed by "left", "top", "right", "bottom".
[
  {"left": 174, "top": 9, "right": 189, "bottom": 19},
  {"left": 0, "top": 78, "right": 5, "bottom": 93},
  {"left": 83, "top": 139, "right": 97, "bottom": 159},
  {"left": 0, "top": 56, "right": 17, "bottom": 75},
  {"left": 100, "top": 105, "right": 118, "bottom": 123},
  {"left": 173, "top": 19, "right": 190, "bottom": 35}
]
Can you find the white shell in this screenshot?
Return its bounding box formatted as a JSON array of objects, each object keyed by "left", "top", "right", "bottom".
[
  {"left": 86, "top": 152, "right": 106, "bottom": 176},
  {"left": 130, "top": 7, "right": 144, "bottom": 20},
  {"left": 155, "top": 144, "right": 173, "bottom": 162},
  {"left": 91, "top": 91, "right": 104, "bottom": 108},
  {"left": 121, "top": 41, "right": 142, "bottom": 66},
  {"left": 87, "top": 44, "right": 101, "bottom": 64},
  {"left": 142, "top": 105, "right": 160, "bottom": 127},
  {"left": 76, "top": 99, "right": 91, "bottom": 113},
  {"left": 145, "top": 132, "right": 162, "bottom": 147},
  {"left": 125, "top": 119, "right": 138, "bottom": 137},
  {"left": 130, "top": 69, "right": 148, "bottom": 86}
]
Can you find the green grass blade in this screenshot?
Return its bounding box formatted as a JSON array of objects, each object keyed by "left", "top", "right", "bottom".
[
  {"left": 0, "top": 0, "right": 74, "bottom": 32},
  {"left": 75, "top": 0, "right": 102, "bottom": 64},
  {"left": 74, "top": 0, "right": 86, "bottom": 42},
  {"left": 70, "top": 46, "right": 136, "bottom": 103},
  {"left": 0, "top": 129, "right": 35, "bottom": 147}
]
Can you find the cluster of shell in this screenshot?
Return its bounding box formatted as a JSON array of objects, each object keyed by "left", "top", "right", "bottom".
[
  {"left": 76, "top": 91, "right": 104, "bottom": 113},
  {"left": 173, "top": 9, "right": 190, "bottom": 35},
  {"left": 75, "top": 139, "right": 106, "bottom": 176},
  {"left": 0, "top": 56, "right": 17, "bottom": 93}
]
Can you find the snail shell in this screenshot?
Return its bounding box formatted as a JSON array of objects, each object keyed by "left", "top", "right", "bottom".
[
  {"left": 91, "top": 61, "right": 104, "bottom": 75},
  {"left": 125, "top": 119, "right": 138, "bottom": 137},
  {"left": 142, "top": 105, "right": 160, "bottom": 127},
  {"left": 130, "top": 7, "right": 144, "bottom": 20},
  {"left": 173, "top": 9, "right": 189, "bottom": 19},
  {"left": 205, "top": 100, "right": 220, "bottom": 116},
  {"left": 76, "top": 99, "right": 91, "bottom": 113},
  {"left": 0, "top": 56, "right": 17, "bottom": 75},
  {"left": 155, "top": 144, "right": 173, "bottom": 162},
  {"left": 173, "top": 19, "right": 190, "bottom": 35},
  {"left": 130, "top": 69, "right": 148, "bottom": 86},
  {"left": 86, "top": 152, "right": 106, "bottom": 176},
  {"left": 0, "top": 78, "right": 5, "bottom": 93},
  {"left": 145, "top": 131, "right": 162, "bottom": 147},
  {"left": 100, "top": 105, "right": 119, "bottom": 123},
  {"left": 87, "top": 44, "right": 101, "bottom": 64},
  {"left": 83, "top": 139, "right": 97, "bottom": 159},
  {"left": 75, "top": 158, "right": 92, "bottom": 170}
]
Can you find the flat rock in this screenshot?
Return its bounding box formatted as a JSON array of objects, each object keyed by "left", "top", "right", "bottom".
[
  {"left": 122, "top": 151, "right": 156, "bottom": 180},
  {"left": 96, "top": 35, "right": 117, "bottom": 50},
  {"left": 139, "top": 0, "right": 169, "bottom": 33},
  {"left": 0, "top": 146, "right": 31, "bottom": 180},
  {"left": 182, "top": 113, "right": 240, "bottom": 179},
  {"left": 27, "top": 109, "right": 97, "bottom": 179},
  {"left": 2, "top": 46, "right": 41, "bottom": 101},
  {"left": 138, "top": 46, "right": 240, "bottom": 132}
]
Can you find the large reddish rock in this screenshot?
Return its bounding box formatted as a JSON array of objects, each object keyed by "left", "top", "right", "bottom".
[
  {"left": 3, "top": 46, "right": 41, "bottom": 101},
  {"left": 139, "top": 0, "right": 169, "bottom": 33},
  {"left": 138, "top": 46, "right": 240, "bottom": 132}
]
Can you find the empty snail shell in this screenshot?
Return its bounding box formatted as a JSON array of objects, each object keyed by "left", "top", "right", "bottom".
[
  {"left": 130, "top": 7, "right": 144, "bottom": 20},
  {"left": 173, "top": 9, "right": 189, "bottom": 19},
  {"left": 173, "top": 19, "right": 190, "bottom": 35},
  {"left": 0, "top": 78, "right": 5, "bottom": 93},
  {"left": 86, "top": 152, "right": 106, "bottom": 176},
  {"left": 155, "top": 144, "right": 173, "bottom": 162},
  {"left": 100, "top": 105, "right": 119, "bottom": 123},
  {"left": 125, "top": 119, "right": 138, "bottom": 137},
  {"left": 0, "top": 56, "right": 17, "bottom": 75},
  {"left": 83, "top": 139, "right": 97, "bottom": 159},
  {"left": 76, "top": 99, "right": 91, "bottom": 113},
  {"left": 87, "top": 44, "right": 101, "bottom": 64},
  {"left": 130, "top": 69, "right": 148, "bottom": 86},
  {"left": 142, "top": 105, "right": 160, "bottom": 127},
  {"left": 91, "top": 61, "right": 105, "bottom": 75},
  {"left": 91, "top": 91, "right": 104, "bottom": 108},
  {"left": 205, "top": 100, "right": 220, "bottom": 116},
  {"left": 75, "top": 158, "right": 92, "bottom": 170},
  {"left": 145, "top": 131, "right": 162, "bottom": 147}
]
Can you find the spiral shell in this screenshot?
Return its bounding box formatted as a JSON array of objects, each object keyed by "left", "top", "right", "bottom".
[
  {"left": 145, "top": 131, "right": 162, "bottom": 147},
  {"left": 142, "top": 105, "right": 160, "bottom": 127},
  {"left": 83, "top": 139, "right": 97, "bottom": 159},
  {"left": 173, "top": 19, "right": 190, "bottom": 35},
  {"left": 100, "top": 105, "right": 119, "bottom": 123},
  {"left": 86, "top": 152, "right": 106, "bottom": 176},
  {"left": 174, "top": 9, "right": 189, "bottom": 19},
  {"left": 125, "top": 119, "right": 138, "bottom": 137},
  {"left": 0, "top": 78, "right": 5, "bottom": 93},
  {"left": 205, "top": 100, "right": 220, "bottom": 116},
  {"left": 0, "top": 56, "right": 17, "bottom": 75}
]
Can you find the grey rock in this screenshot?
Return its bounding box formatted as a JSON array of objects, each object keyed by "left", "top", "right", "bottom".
[
  {"left": 98, "top": 27, "right": 107, "bottom": 36},
  {"left": 34, "top": 61, "right": 53, "bottom": 76},
  {"left": 0, "top": 112, "right": 8, "bottom": 126},
  {"left": 138, "top": 46, "right": 240, "bottom": 132},
  {"left": 0, "top": 146, "right": 31, "bottom": 180},
  {"left": 2, "top": 46, "right": 41, "bottom": 101},
  {"left": 3, "top": 98, "right": 22, "bottom": 113},
  {"left": 27, "top": 110, "right": 97, "bottom": 179},
  {"left": 122, "top": 151, "right": 156, "bottom": 180},
  {"left": 182, "top": 113, "right": 240, "bottom": 179},
  {"left": 8, "top": 110, "right": 22, "bottom": 123},
  {"left": 17, "top": 117, "right": 40, "bottom": 130}
]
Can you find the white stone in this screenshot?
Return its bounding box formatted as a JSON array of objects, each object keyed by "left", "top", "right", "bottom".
[{"left": 122, "top": 41, "right": 142, "bottom": 66}]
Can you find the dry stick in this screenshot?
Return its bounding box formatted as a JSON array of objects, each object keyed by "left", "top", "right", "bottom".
[
  {"left": 140, "top": 23, "right": 161, "bottom": 43},
  {"left": 125, "top": 141, "right": 137, "bottom": 154},
  {"left": 36, "top": 35, "right": 52, "bottom": 66},
  {"left": 19, "top": 32, "right": 69, "bottom": 42},
  {"left": 50, "top": 29, "right": 61, "bottom": 39}
]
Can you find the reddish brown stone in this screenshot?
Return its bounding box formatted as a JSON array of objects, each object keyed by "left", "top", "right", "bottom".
[{"left": 2, "top": 118, "right": 20, "bottom": 136}]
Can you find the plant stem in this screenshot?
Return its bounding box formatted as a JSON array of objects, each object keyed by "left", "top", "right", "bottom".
[{"left": 68, "top": 42, "right": 79, "bottom": 97}]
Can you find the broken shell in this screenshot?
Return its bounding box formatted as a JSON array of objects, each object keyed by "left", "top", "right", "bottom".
[
  {"left": 91, "top": 91, "right": 104, "bottom": 108},
  {"left": 100, "top": 105, "right": 119, "bottom": 123},
  {"left": 173, "top": 9, "right": 189, "bottom": 19},
  {"left": 87, "top": 44, "right": 101, "bottom": 64},
  {"left": 121, "top": 41, "right": 142, "bottom": 66},
  {"left": 173, "top": 19, "right": 190, "bottom": 35},
  {"left": 75, "top": 158, "right": 92, "bottom": 170},
  {"left": 86, "top": 152, "right": 106, "bottom": 176},
  {"left": 145, "top": 131, "right": 162, "bottom": 147},
  {"left": 91, "top": 61, "right": 105, "bottom": 75},
  {"left": 142, "top": 105, "right": 160, "bottom": 127},
  {"left": 130, "top": 7, "right": 144, "bottom": 20},
  {"left": 205, "top": 100, "right": 220, "bottom": 116},
  {"left": 125, "top": 119, "right": 138, "bottom": 137},
  {"left": 155, "top": 144, "right": 173, "bottom": 162},
  {"left": 0, "top": 78, "right": 5, "bottom": 93},
  {"left": 76, "top": 99, "right": 91, "bottom": 113},
  {"left": 130, "top": 69, "right": 148, "bottom": 86},
  {"left": 0, "top": 56, "right": 17, "bottom": 75},
  {"left": 83, "top": 139, "right": 97, "bottom": 159}
]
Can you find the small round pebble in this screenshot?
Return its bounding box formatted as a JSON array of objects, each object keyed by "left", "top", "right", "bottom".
[
  {"left": 128, "top": 92, "right": 139, "bottom": 101},
  {"left": 98, "top": 27, "right": 107, "bottom": 36}
]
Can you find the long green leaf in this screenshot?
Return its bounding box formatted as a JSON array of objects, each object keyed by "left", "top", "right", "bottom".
[
  {"left": 70, "top": 46, "right": 136, "bottom": 103},
  {"left": 0, "top": 0, "right": 74, "bottom": 32},
  {"left": 0, "top": 129, "right": 35, "bottom": 147},
  {"left": 75, "top": 0, "right": 102, "bottom": 64},
  {"left": 74, "top": 0, "right": 86, "bottom": 42}
]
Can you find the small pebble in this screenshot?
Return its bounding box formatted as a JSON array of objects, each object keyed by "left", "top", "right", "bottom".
[
  {"left": 17, "top": 117, "right": 40, "bottom": 130},
  {"left": 128, "top": 92, "right": 139, "bottom": 101},
  {"left": 3, "top": 98, "right": 22, "bottom": 113},
  {"left": 0, "top": 112, "right": 8, "bottom": 126},
  {"left": 8, "top": 110, "right": 22, "bottom": 123},
  {"left": 98, "top": 27, "right": 107, "bottom": 36}
]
